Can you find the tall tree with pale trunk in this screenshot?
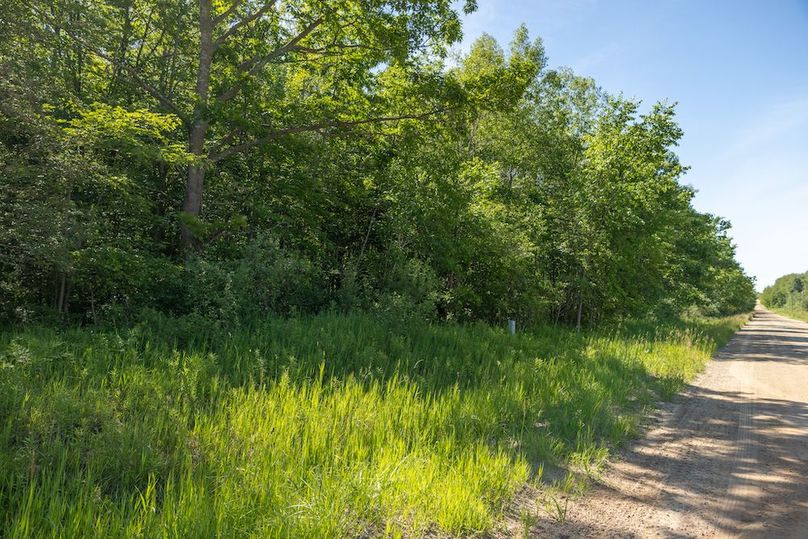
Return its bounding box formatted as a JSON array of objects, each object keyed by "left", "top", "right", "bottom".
[{"left": 29, "top": 0, "right": 476, "bottom": 248}]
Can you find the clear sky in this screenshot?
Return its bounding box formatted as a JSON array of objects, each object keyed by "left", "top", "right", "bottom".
[{"left": 455, "top": 0, "right": 808, "bottom": 290}]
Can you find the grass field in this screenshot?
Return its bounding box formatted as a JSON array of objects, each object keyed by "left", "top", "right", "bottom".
[{"left": 0, "top": 312, "right": 747, "bottom": 537}]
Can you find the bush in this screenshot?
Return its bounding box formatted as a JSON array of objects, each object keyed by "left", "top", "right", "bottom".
[
  {"left": 185, "top": 234, "right": 328, "bottom": 323},
  {"left": 372, "top": 256, "right": 440, "bottom": 323}
]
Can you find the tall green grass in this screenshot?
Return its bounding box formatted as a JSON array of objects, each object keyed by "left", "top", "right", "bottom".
[{"left": 0, "top": 312, "right": 747, "bottom": 537}]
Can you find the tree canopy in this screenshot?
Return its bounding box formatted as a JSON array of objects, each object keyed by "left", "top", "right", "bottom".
[
  {"left": 0, "top": 0, "right": 755, "bottom": 325},
  {"left": 761, "top": 272, "right": 808, "bottom": 312}
]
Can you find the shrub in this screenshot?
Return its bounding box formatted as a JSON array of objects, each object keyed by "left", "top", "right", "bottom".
[{"left": 185, "top": 234, "right": 328, "bottom": 323}]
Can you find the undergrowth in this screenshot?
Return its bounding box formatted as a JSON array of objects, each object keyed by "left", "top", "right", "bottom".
[{"left": 0, "top": 312, "right": 748, "bottom": 537}]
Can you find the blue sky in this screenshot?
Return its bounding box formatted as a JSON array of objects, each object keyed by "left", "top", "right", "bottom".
[{"left": 455, "top": 0, "right": 808, "bottom": 289}]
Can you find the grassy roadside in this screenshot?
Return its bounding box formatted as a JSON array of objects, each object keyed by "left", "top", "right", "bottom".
[
  {"left": 0, "top": 312, "right": 748, "bottom": 537},
  {"left": 768, "top": 307, "right": 808, "bottom": 324}
]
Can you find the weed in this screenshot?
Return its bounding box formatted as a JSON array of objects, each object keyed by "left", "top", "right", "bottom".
[
  {"left": 0, "top": 312, "right": 747, "bottom": 536},
  {"left": 519, "top": 507, "right": 541, "bottom": 538}
]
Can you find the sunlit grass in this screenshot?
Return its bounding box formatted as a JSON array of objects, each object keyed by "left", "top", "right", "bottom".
[
  {"left": 0, "top": 312, "right": 748, "bottom": 537},
  {"left": 769, "top": 307, "right": 808, "bottom": 324}
]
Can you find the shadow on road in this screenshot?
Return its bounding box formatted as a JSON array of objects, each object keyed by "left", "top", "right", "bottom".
[{"left": 527, "top": 308, "right": 808, "bottom": 538}]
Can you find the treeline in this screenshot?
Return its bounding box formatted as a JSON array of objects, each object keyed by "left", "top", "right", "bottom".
[
  {"left": 0, "top": 0, "right": 755, "bottom": 327},
  {"left": 761, "top": 272, "right": 808, "bottom": 312}
]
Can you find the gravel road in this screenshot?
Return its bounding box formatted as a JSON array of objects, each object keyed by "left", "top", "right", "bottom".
[{"left": 525, "top": 305, "right": 808, "bottom": 538}]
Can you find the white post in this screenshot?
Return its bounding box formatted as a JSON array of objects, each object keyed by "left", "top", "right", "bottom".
[{"left": 508, "top": 319, "right": 516, "bottom": 335}]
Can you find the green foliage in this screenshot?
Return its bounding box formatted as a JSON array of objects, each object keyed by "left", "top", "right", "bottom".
[
  {"left": 1, "top": 1, "right": 755, "bottom": 326},
  {"left": 0, "top": 312, "right": 747, "bottom": 536},
  {"left": 184, "top": 234, "right": 328, "bottom": 322},
  {"left": 0, "top": 4, "right": 758, "bottom": 536},
  {"left": 0, "top": 78, "right": 186, "bottom": 323},
  {"left": 62, "top": 103, "right": 190, "bottom": 164},
  {"left": 761, "top": 271, "right": 808, "bottom": 313}
]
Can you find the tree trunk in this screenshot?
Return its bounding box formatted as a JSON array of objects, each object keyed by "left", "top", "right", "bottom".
[
  {"left": 180, "top": 0, "right": 214, "bottom": 250},
  {"left": 57, "top": 272, "right": 66, "bottom": 313},
  {"left": 576, "top": 266, "right": 585, "bottom": 331},
  {"left": 181, "top": 120, "right": 209, "bottom": 249},
  {"left": 56, "top": 272, "right": 70, "bottom": 317}
]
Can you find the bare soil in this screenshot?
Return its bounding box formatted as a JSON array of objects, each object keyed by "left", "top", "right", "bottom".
[{"left": 505, "top": 306, "right": 808, "bottom": 538}]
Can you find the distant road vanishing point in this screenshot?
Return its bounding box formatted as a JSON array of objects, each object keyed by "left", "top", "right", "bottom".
[{"left": 535, "top": 305, "right": 808, "bottom": 538}]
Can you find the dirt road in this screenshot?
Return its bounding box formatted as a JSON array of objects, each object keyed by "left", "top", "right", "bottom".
[{"left": 527, "top": 306, "right": 808, "bottom": 538}]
